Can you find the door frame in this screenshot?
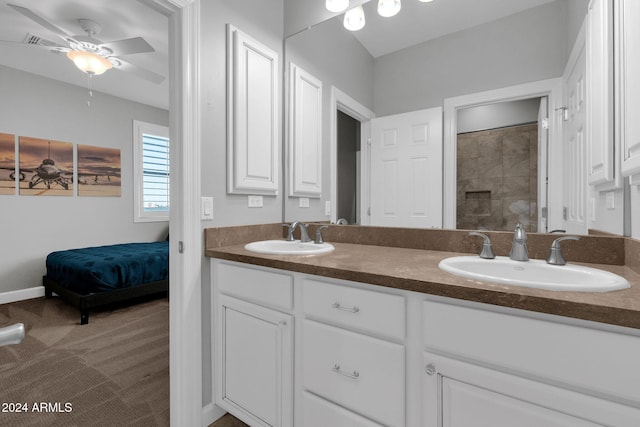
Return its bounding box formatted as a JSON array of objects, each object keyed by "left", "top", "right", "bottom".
[
  {"left": 329, "top": 87, "right": 375, "bottom": 224},
  {"left": 443, "top": 78, "right": 564, "bottom": 230}
]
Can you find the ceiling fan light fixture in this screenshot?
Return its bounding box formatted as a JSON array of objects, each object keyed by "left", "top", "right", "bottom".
[
  {"left": 66, "top": 50, "right": 113, "bottom": 76},
  {"left": 344, "top": 5, "right": 366, "bottom": 31},
  {"left": 326, "top": 0, "right": 349, "bottom": 13},
  {"left": 378, "top": 0, "right": 401, "bottom": 17}
]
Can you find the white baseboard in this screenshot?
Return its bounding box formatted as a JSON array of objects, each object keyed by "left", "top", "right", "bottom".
[
  {"left": 202, "top": 403, "right": 226, "bottom": 427},
  {"left": 0, "top": 287, "right": 46, "bottom": 305}
]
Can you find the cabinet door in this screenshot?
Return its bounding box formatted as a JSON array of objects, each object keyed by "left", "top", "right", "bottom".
[
  {"left": 586, "top": 0, "right": 614, "bottom": 186},
  {"left": 216, "top": 295, "right": 293, "bottom": 427},
  {"left": 423, "top": 352, "right": 640, "bottom": 427},
  {"left": 617, "top": 0, "right": 640, "bottom": 180}
]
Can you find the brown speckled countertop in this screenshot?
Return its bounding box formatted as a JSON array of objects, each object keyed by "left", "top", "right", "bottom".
[{"left": 205, "top": 224, "right": 640, "bottom": 330}]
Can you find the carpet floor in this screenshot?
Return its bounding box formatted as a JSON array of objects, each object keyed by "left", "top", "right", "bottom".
[{"left": 0, "top": 296, "right": 169, "bottom": 426}]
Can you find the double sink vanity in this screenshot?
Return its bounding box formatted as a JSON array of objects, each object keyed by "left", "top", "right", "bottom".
[{"left": 206, "top": 223, "right": 640, "bottom": 427}]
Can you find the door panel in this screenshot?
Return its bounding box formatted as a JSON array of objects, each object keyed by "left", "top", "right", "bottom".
[{"left": 370, "top": 107, "right": 443, "bottom": 228}]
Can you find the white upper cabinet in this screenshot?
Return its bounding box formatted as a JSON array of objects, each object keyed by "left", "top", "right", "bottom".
[
  {"left": 586, "top": 0, "right": 615, "bottom": 187},
  {"left": 616, "top": 0, "right": 640, "bottom": 184},
  {"left": 227, "top": 25, "right": 279, "bottom": 195},
  {"left": 288, "top": 62, "right": 323, "bottom": 197}
]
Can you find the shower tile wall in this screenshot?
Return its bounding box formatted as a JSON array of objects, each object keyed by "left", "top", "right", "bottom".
[{"left": 456, "top": 123, "right": 538, "bottom": 232}]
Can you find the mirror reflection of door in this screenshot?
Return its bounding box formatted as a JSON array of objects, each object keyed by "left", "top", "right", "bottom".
[
  {"left": 456, "top": 97, "right": 547, "bottom": 232},
  {"left": 336, "top": 111, "right": 360, "bottom": 225}
]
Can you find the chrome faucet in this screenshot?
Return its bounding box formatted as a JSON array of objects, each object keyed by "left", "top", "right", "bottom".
[
  {"left": 288, "top": 221, "right": 312, "bottom": 243},
  {"left": 468, "top": 231, "right": 495, "bottom": 259},
  {"left": 546, "top": 235, "right": 581, "bottom": 265},
  {"left": 509, "top": 223, "right": 529, "bottom": 262}
]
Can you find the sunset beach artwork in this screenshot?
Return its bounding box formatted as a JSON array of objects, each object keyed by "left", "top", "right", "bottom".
[{"left": 77, "top": 144, "right": 122, "bottom": 197}]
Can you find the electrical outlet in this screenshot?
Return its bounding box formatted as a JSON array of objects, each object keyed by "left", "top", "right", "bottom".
[
  {"left": 248, "top": 195, "right": 263, "bottom": 208},
  {"left": 325, "top": 201, "right": 331, "bottom": 216},
  {"left": 299, "top": 198, "right": 310, "bottom": 208}
]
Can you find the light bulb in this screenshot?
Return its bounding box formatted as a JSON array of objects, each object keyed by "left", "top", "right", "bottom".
[
  {"left": 378, "top": 0, "right": 401, "bottom": 17},
  {"left": 344, "top": 5, "right": 365, "bottom": 31},
  {"left": 326, "top": 0, "right": 349, "bottom": 13}
]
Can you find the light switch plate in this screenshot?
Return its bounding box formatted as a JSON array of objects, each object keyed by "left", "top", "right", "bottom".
[
  {"left": 325, "top": 201, "right": 331, "bottom": 216},
  {"left": 201, "top": 197, "right": 213, "bottom": 220},
  {"left": 299, "top": 197, "right": 310, "bottom": 208}
]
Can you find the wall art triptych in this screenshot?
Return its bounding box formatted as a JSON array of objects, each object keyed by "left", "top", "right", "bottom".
[{"left": 0, "top": 132, "right": 121, "bottom": 197}]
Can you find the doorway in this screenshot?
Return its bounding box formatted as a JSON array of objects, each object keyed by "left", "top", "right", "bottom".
[
  {"left": 455, "top": 97, "right": 545, "bottom": 232},
  {"left": 336, "top": 111, "right": 360, "bottom": 224}
]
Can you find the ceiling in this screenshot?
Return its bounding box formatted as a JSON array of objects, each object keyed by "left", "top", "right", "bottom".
[
  {"left": 350, "top": 0, "right": 557, "bottom": 58},
  {"left": 0, "top": 0, "right": 169, "bottom": 109},
  {"left": 0, "top": 0, "right": 557, "bottom": 111}
]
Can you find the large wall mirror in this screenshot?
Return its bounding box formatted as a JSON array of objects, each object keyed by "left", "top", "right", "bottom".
[{"left": 283, "top": 0, "right": 616, "bottom": 235}]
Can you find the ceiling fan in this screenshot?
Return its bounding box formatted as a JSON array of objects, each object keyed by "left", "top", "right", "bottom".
[{"left": 4, "top": 3, "right": 164, "bottom": 84}]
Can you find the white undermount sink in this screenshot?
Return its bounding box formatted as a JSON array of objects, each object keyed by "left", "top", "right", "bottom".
[
  {"left": 439, "top": 256, "right": 630, "bottom": 292},
  {"left": 244, "top": 239, "right": 335, "bottom": 255}
]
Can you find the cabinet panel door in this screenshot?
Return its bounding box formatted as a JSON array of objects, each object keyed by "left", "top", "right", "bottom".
[
  {"left": 227, "top": 25, "right": 279, "bottom": 194},
  {"left": 217, "top": 295, "right": 292, "bottom": 427},
  {"left": 617, "top": 0, "right": 640, "bottom": 179},
  {"left": 586, "top": 0, "right": 614, "bottom": 186},
  {"left": 423, "top": 352, "right": 640, "bottom": 427}
]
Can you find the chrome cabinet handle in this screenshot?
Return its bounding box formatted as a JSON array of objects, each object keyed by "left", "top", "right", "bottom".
[
  {"left": 332, "top": 364, "right": 359, "bottom": 379},
  {"left": 332, "top": 302, "right": 359, "bottom": 313}
]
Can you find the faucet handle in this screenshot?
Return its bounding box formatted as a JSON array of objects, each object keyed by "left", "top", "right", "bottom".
[
  {"left": 468, "top": 231, "right": 495, "bottom": 259},
  {"left": 282, "top": 223, "right": 295, "bottom": 241},
  {"left": 315, "top": 225, "right": 330, "bottom": 244},
  {"left": 546, "top": 235, "right": 581, "bottom": 265}
]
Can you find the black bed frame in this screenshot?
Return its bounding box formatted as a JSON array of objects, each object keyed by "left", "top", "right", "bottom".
[{"left": 43, "top": 276, "right": 168, "bottom": 325}]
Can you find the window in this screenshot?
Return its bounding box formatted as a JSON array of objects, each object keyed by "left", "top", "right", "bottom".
[{"left": 134, "top": 120, "right": 170, "bottom": 222}]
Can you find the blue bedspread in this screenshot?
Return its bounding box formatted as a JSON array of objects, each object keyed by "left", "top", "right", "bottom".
[{"left": 46, "top": 242, "right": 169, "bottom": 294}]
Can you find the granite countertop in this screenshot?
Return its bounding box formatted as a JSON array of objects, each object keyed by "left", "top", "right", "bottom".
[{"left": 206, "top": 241, "right": 640, "bottom": 330}]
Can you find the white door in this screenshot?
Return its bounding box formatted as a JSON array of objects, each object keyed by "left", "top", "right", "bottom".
[
  {"left": 537, "top": 97, "right": 549, "bottom": 232},
  {"left": 563, "top": 28, "right": 589, "bottom": 235},
  {"left": 369, "top": 107, "right": 443, "bottom": 228}
]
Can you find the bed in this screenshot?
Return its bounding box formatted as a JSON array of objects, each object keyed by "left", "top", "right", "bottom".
[{"left": 43, "top": 241, "right": 169, "bottom": 325}]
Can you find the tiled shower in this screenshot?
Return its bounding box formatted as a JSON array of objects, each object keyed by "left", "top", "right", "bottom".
[{"left": 456, "top": 123, "right": 538, "bottom": 232}]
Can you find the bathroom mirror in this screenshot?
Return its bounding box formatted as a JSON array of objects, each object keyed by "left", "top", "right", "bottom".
[{"left": 283, "top": 0, "right": 609, "bottom": 234}]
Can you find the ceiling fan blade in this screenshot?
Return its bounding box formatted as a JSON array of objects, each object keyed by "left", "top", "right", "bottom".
[
  {"left": 7, "top": 4, "right": 74, "bottom": 43},
  {"left": 113, "top": 59, "right": 165, "bottom": 84},
  {"left": 100, "top": 37, "right": 155, "bottom": 56}
]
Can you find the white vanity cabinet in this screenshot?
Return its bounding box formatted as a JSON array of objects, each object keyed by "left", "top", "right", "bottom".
[
  {"left": 422, "top": 300, "right": 640, "bottom": 427},
  {"left": 214, "top": 261, "right": 294, "bottom": 427},
  {"left": 211, "top": 258, "right": 640, "bottom": 427}
]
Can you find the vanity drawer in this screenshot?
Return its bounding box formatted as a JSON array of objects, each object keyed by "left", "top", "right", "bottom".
[
  {"left": 302, "top": 391, "right": 383, "bottom": 427},
  {"left": 303, "top": 278, "right": 405, "bottom": 341},
  {"left": 215, "top": 261, "right": 293, "bottom": 310},
  {"left": 302, "top": 319, "right": 405, "bottom": 427}
]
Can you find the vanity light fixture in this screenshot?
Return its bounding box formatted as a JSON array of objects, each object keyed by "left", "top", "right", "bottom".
[
  {"left": 378, "top": 0, "right": 401, "bottom": 17},
  {"left": 344, "top": 5, "right": 366, "bottom": 31},
  {"left": 326, "top": 0, "right": 349, "bottom": 13},
  {"left": 338, "top": 0, "right": 436, "bottom": 31}
]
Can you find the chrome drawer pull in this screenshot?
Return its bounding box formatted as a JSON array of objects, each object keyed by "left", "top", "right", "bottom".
[
  {"left": 332, "top": 364, "right": 359, "bottom": 379},
  {"left": 331, "top": 302, "right": 360, "bottom": 313}
]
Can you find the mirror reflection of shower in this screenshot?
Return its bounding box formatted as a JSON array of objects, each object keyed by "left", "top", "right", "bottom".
[{"left": 456, "top": 97, "right": 547, "bottom": 232}]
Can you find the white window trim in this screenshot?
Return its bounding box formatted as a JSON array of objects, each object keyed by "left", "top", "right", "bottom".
[{"left": 133, "top": 120, "right": 170, "bottom": 222}]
